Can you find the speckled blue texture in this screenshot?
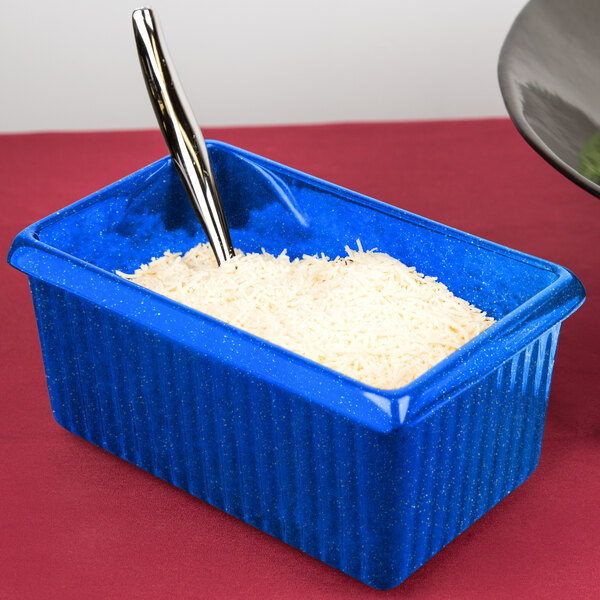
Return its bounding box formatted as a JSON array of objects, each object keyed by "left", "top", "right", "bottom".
[{"left": 8, "top": 141, "right": 585, "bottom": 589}]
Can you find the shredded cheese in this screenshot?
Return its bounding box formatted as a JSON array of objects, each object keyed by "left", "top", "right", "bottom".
[{"left": 118, "top": 241, "right": 495, "bottom": 389}]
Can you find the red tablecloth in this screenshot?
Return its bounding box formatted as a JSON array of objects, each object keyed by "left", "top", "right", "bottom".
[{"left": 1, "top": 120, "right": 599, "bottom": 599}]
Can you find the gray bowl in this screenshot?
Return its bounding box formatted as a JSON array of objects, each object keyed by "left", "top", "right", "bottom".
[{"left": 498, "top": 0, "right": 600, "bottom": 198}]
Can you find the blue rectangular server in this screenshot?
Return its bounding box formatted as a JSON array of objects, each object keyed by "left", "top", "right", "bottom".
[{"left": 8, "top": 141, "right": 585, "bottom": 589}]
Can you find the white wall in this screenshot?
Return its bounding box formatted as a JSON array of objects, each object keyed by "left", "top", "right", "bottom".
[{"left": 0, "top": 0, "right": 527, "bottom": 132}]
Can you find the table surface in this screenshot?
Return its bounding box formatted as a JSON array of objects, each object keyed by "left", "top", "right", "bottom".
[{"left": 1, "top": 120, "right": 599, "bottom": 599}]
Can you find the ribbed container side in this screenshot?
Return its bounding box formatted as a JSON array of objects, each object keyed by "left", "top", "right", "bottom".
[
  {"left": 28, "top": 279, "right": 375, "bottom": 575},
  {"left": 387, "top": 324, "right": 560, "bottom": 587},
  {"left": 28, "top": 277, "right": 562, "bottom": 590}
]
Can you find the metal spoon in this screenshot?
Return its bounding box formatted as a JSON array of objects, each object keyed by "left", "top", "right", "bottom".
[{"left": 132, "top": 7, "right": 235, "bottom": 264}]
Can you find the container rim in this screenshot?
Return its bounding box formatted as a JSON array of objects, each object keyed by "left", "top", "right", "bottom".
[{"left": 7, "top": 141, "right": 586, "bottom": 432}]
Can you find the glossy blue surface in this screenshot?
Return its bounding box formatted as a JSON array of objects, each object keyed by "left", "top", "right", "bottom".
[{"left": 8, "top": 141, "right": 585, "bottom": 588}]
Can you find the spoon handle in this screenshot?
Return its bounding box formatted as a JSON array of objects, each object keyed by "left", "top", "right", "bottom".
[{"left": 132, "top": 7, "right": 235, "bottom": 265}]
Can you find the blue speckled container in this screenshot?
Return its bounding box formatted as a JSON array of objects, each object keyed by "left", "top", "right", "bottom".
[{"left": 8, "top": 141, "right": 585, "bottom": 589}]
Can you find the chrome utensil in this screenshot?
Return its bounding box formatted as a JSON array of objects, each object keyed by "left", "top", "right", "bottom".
[
  {"left": 498, "top": 0, "right": 600, "bottom": 199},
  {"left": 132, "top": 7, "right": 235, "bottom": 264}
]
